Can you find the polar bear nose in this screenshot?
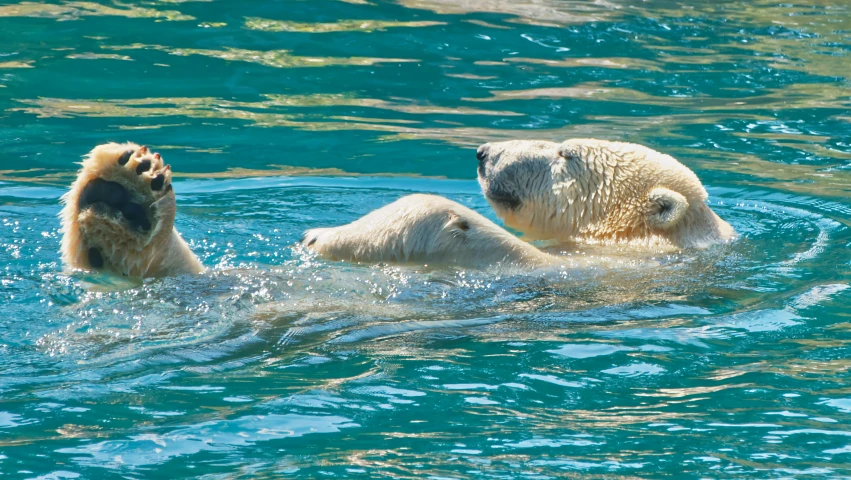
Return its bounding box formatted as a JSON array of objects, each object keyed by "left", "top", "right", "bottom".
[{"left": 476, "top": 144, "right": 490, "bottom": 162}]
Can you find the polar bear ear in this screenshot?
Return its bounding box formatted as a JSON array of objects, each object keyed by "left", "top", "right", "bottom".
[
  {"left": 645, "top": 187, "right": 688, "bottom": 230},
  {"left": 445, "top": 212, "right": 471, "bottom": 232},
  {"left": 557, "top": 142, "right": 581, "bottom": 162}
]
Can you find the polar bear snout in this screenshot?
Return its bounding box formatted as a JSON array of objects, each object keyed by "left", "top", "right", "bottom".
[
  {"left": 476, "top": 143, "right": 491, "bottom": 177},
  {"left": 476, "top": 144, "right": 490, "bottom": 162},
  {"left": 477, "top": 143, "right": 549, "bottom": 213}
]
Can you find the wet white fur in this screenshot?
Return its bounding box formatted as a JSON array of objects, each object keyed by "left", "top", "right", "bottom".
[
  {"left": 302, "top": 194, "right": 560, "bottom": 269},
  {"left": 60, "top": 142, "right": 203, "bottom": 277},
  {"left": 477, "top": 139, "right": 735, "bottom": 248},
  {"left": 60, "top": 138, "right": 733, "bottom": 277}
]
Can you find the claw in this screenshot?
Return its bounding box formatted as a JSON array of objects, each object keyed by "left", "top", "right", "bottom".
[
  {"left": 137, "top": 146, "right": 148, "bottom": 156},
  {"left": 154, "top": 153, "right": 161, "bottom": 160}
]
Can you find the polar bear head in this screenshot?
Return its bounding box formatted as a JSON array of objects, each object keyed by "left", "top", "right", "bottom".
[{"left": 476, "top": 138, "right": 735, "bottom": 249}]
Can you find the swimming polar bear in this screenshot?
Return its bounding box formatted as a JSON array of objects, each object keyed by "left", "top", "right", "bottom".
[
  {"left": 476, "top": 139, "right": 736, "bottom": 249},
  {"left": 60, "top": 142, "right": 203, "bottom": 277},
  {"left": 301, "top": 194, "right": 557, "bottom": 268}
]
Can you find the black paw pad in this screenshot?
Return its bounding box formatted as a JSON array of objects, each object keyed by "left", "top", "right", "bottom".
[
  {"left": 307, "top": 237, "right": 317, "bottom": 247},
  {"left": 78, "top": 179, "right": 152, "bottom": 232},
  {"left": 136, "top": 160, "right": 151, "bottom": 174},
  {"left": 121, "top": 202, "right": 152, "bottom": 231},
  {"left": 88, "top": 247, "right": 104, "bottom": 269},
  {"left": 150, "top": 174, "right": 165, "bottom": 191},
  {"left": 118, "top": 150, "right": 134, "bottom": 166},
  {"left": 79, "top": 178, "right": 129, "bottom": 207}
]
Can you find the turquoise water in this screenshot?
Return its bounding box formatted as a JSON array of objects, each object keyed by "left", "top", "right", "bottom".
[{"left": 2, "top": 0, "right": 851, "bottom": 477}]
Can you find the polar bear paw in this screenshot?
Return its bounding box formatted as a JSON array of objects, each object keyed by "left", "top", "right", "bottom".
[{"left": 60, "top": 142, "right": 182, "bottom": 277}]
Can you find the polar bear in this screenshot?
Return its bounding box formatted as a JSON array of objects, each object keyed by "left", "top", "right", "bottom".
[
  {"left": 476, "top": 139, "right": 735, "bottom": 249},
  {"left": 60, "top": 142, "right": 203, "bottom": 277},
  {"left": 301, "top": 194, "right": 559, "bottom": 269}
]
